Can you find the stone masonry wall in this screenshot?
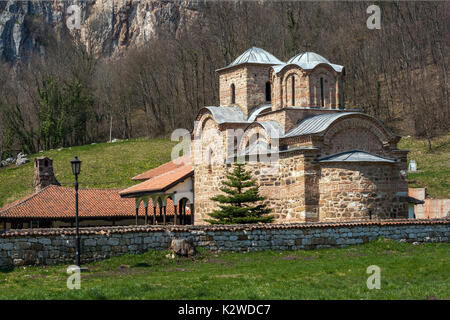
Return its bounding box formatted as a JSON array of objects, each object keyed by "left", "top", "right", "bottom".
[
  {"left": 195, "top": 147, "right": 408, "bottom": 226},
  {"left": 319, "top": 163, "right": 408, "bottom": 221},
  {"left": 219, "top": 68, "right": 247, "bottom": 110},
  {"left": 219, "top": 65, "right": 272, "bottom": 117},
  {"left": 245, "top": 64, "right": 272, "bottom": 113},
  {"left": 0, "top": 220, "right": 448, "bottom": 267},
  {"left": 194, "top": 150, "right": 314, "bottom": 225}
]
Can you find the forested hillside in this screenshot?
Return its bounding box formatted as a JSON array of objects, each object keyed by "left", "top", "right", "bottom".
[{"left": 0, "top": 1, "right": 448, "bottom": 159}]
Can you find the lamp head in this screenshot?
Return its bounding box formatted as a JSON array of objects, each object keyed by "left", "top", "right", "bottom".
[{"left": 71, "top": 156, "right": 81, "bottom": 175}]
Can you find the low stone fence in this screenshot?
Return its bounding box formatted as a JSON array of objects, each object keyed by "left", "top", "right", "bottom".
[{"left": 0, "top": 219, "right": 448, "bottom": 267}]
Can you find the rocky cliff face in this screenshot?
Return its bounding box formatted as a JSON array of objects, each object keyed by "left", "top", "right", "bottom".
[{"left": 0, "top": 0, "right": 199, "bottom": 61}]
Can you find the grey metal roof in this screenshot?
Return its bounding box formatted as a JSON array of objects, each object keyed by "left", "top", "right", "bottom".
[
  {"left": 283, "top": 112, "right": 359, "bottom": 138},
  {"left": 202, "top": 106, "right": 247, "bottom": 124},
  {"left": 217, "top": 47, "right": 284, "bottom": 72},
  {"left": 272, "top": 52, "right": 343, "bottom": 74},
  {"left": 247, "top": 105, "right": 272, "bottom": 122},
  {"left": 317, "top": 151, "right": 396, "bottom": 163},
  {"left": 254, "top": 121, "right": 285, "bottom": 138}
]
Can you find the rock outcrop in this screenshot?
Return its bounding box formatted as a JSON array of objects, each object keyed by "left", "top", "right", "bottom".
[{"left": 0, "top": 0, "right": 199, "bottom": 61}]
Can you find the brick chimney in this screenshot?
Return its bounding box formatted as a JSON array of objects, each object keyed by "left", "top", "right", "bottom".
[{"left": 33, "top": 157, "right": 60, "bottom": 192}]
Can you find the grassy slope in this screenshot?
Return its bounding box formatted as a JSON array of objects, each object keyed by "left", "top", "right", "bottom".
[
  {"left": 0, "top": 138, "right": 177, "bottom": 207},
  {"left": 0, "top": 134, "right": 448, "bottom": 208},
  {"left": 0, "top": 240, "right": 448, "bottom": 299},
  {"left": 399, "top": 134, "right": 450, "bottom": 198}
]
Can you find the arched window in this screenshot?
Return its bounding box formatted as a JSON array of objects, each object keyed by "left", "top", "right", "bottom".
[
  {"left": 291, "top": 76, "right": 295, "bottom": 106},
  {"left": 231, "top": 84, "right": 236, "bottom": 104},
  {"left": 320, "top": 77, "right": 324, "bottom": 107},
  {"left": 265, "top": 81, "right": 271, "bottom": 102}
]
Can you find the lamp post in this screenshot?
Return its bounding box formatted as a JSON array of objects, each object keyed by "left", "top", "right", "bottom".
[{"left": 71, "top": 156, "right": 81, "bottom": 267}]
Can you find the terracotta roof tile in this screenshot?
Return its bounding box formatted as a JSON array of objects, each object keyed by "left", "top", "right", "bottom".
[
  {"left": 0, "top": 185, "right": 182, "bottom": 219},
  {"left": 132, "top": 155, "right": 191, "bottom": 181},
  {"left": 120, "top": 163, "right": 193, "bottom": 197}
]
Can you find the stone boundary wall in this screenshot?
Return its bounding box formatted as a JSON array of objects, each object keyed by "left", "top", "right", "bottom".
[{"left": 0, "top": 219, "right": 448, "bottom": 267}]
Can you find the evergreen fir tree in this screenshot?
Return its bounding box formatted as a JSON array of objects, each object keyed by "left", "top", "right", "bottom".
[{"left": 206, "top": 163, "right": 274, "bottom": 224}]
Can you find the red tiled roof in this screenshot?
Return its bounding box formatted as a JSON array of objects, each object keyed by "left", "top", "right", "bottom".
[
  {"left": 132, "top": 155, "right": 191, "bottom": 181},
  {"left": 0, "top": 185, "right": 181, "bottom": 219},
  {"left": 120, "top": 165, "right": 193, "bottom": 197}
]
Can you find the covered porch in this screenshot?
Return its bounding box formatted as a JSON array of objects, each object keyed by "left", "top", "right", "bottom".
[
  {"left": 119, "top": 156, "right": 194, "bottom": 225},
  {"left": 132, "top": 193, "right": 194, "bottom": 226}
]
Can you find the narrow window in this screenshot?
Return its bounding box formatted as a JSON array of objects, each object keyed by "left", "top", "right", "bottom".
[
  {"left": 320, "top": 77, "right": 324, "bottom": 107},
  {"left": 231, "top": 84, "right": 236, "bottom": 104},
  {"left": 291, "top": 76, "right": 295, "bottom": 106},
  {"left": 265, "top": 81, "right": 271, "bottom": 102}
]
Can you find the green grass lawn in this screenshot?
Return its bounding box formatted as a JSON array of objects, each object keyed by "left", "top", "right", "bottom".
[
  {"left": 0, "top": 138, "right": 177, "bottom": 207},
  {"left": 0, "top": 134, "right": 448, "bottom": 208},
  {"left": 399, "top": 134, "right": 450, "bottom": 198},
  {"left": 0, "top": 239, "right": 449, "bottom": 300}
]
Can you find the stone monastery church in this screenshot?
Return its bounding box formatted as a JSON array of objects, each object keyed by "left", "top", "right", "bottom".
[{"left": 120, "top": 47, "right": 414, "bottom": 225}]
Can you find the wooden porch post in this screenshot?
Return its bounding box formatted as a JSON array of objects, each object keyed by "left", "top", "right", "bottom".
[
  {"left": 182, "top": 204, "right": 186, "bottom": 225},
  {"left": 174, "top": 205, "right": 177, "bottom": 225},
  {"left": 144, "top": 206, "right": 148, "bottom": 225},
  {"left": 163, "top": 206, "right": 166, "bottom": 225},
  {"left": 153, "top": 206, "right": 157, "bottom": 225},
  {"left": 135, "top": 207, "right": 139, "bottom": 225}
]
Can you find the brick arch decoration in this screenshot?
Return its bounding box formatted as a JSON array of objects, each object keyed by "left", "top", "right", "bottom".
[
  {"left": 194, "top": 110, "right": 215, "bottom": 135},
  {"left": 308, "top": 67, "right": 337, "bottom": 108},
  {"left": 269, "top": 70, "right": 282, "bottom": 110},
  {"left": 279, "top": 66, "right": 308, "bottom": 107},
  {"left": 193, "top": 112, "right": 224, "bottom": 166},
  {"left": 237, "top": 123, "right": 273, "bottom": 153},
  {"left": 321, "top": 115, "right": 395, "bottom": 156}
]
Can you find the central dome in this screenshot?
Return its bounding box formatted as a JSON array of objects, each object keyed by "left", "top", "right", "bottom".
[
  {"left": 287, "top": 52, "right": 331, "bottom": 64},
  {"left": 284, "top": 52, "right": 344, "bottom": 73}
]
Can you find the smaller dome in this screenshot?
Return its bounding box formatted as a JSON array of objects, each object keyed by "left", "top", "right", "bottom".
[
  {"left": 217, "top": 47, "right": 284, "bottom": 72},
  {"left": 273, "top": 52, "right": 343, "bottom": 73},
  {"left": 287, "top": 52, "right": 331, "bottom": 65}
]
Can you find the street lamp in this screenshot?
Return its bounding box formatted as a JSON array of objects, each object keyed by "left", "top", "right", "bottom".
[{"left": 71, "top": 156, "right": 81, "bottom": 267}]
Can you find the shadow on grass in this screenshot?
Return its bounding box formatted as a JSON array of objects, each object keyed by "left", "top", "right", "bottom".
[
  {"left": 0, "top": 265, "right": 15, "bottom": 273},
  {"left": 133, "top": 262, "right": 152, "bottom": 268}
]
